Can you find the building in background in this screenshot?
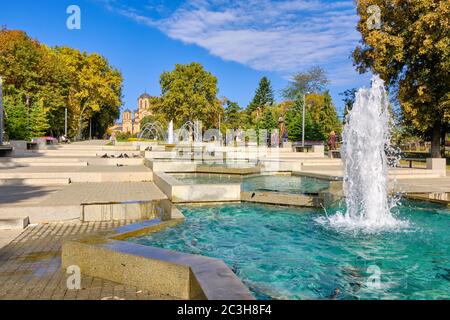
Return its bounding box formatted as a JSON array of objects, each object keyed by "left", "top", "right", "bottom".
[{"left": 110, "top": 93, "right": 155, "bottom": 135}]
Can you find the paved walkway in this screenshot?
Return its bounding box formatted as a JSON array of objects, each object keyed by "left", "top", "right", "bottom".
[
  {"left": 0, "top": 185, "right": 62, "bottom": 207},
  {"left": 0, "top": 230, "right": 22, "bottom": 250},
  {"left": 39, "top": 182, "right": 167, "bottom": 206},
  {"left": 0, "top": 221, "right": 176, "bottom": 300},
  {"left": 0, "top": 164, "right": 151, "bottom": 174},
  {"left": 394, "top": 178, "right": 450, "bottom": 193}
]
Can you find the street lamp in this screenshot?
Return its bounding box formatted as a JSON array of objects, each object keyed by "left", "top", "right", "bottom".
[
  {"left": 302, "top": 91, "right": 310, "bottom": 147},
  {"left": 0, "top": 76, "right": 3, "bottom": 145}
]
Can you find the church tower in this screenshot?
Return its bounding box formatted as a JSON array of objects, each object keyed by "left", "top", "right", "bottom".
[
  {"left": 122, "top": 109, "right": 133, "bottom": 133},
  {"left": 138, "top": 93, "right": 152, "bottom": 120}
]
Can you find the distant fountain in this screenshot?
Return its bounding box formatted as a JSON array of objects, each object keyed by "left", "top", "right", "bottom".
[
  {"left": 177, "top": 120, "right": 202, "bottom": 143},
  {"left": 138, "top": 122, "right": 166, "bottom": 141},
  {"left": 168, "top": 120, "right": 174, "bottom": 144},
  {"left": 324, "top": 75, "right": 407, "bottom": 231}
]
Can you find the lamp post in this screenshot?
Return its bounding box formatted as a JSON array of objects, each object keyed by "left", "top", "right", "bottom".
[
  {"left": 302, "top": 92, "right": 310, "bottom": 147},
  {"left": 0, "top": 76, "right": 3, "bottom": 145},
  {"left": 64, "top": 107, "right": 68, "bottom": 137}
]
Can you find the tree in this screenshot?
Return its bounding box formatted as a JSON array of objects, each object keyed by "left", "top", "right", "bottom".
[
  {"left": 259, "top": 107, "right": 278, "bottom": 132},
  {"left": 0, "top": 29, "right": 67, "bottom": 138},
  {"left": 353, "top": 0, "right": 449, "bottom": 157},
  {"left": 247, "top": 76, "right": 275, "bottom": 116},
  {"left": 339, "top": 88, "right": 357, "bottom": 123},
  {"left": 283, "top": 66, "right": 329, "bottom": 100},
  {"left": 0, "top": 29, "right": 123, "bottom": 140},
  {"left": 158, "top": 62, "right": 222, "bottom": 129},
  {"left": 28, "top": 104, "right": 49, "bottom": 138},
  {"left": 285, "top": 100, "right": 321, "bottom": 141},
  {"left": 4, "top": 100, "right": 28, "bottom": 140},
  {"left": 318, "top": 91, "right": 342, "bottom": 138},
  {"left": 223, "top": 99, "right": 242, "bottom": 130},
  {"left": 56, "top": 47, "right": 123, "bottom": 140}
]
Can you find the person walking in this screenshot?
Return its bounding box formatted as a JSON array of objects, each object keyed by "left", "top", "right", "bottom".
[{"left": 328, "top": 131, "right": 337, "bottom": 150}]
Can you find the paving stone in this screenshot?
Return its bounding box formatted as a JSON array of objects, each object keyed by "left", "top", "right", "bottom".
[{"left": 0, "top": 221, "right": 171, "bottom": 300}]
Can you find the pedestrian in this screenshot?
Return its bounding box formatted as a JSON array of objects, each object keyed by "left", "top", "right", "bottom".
[{"left": 328, "top": 131, "right": 336, "bottom": 150}]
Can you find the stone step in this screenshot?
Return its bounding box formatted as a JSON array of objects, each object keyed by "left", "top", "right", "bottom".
[
  {"left": 0, "top": 216, "right": 30, "bottom": 230},
  {"left": 0, "top": 178, "right": 71, "bottom": 186},
  {"left": 0, "top": 157, "right": 82, "bottom": 163},
  {"left": 28, "top": 151, "right": 142, "bottom": 157},
  {"left": 86, "top": 158, "right": 143, "bottom": 166},
  {"left": 0, "top": 162, "right": 88, "bottom": 168},
  {"left": 0, "top": 170, "right": 153, "bottom": 183}
]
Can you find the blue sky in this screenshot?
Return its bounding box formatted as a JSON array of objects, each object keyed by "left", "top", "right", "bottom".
[{"left": 0, "top": 0, "right": 371, "bottom": 118}]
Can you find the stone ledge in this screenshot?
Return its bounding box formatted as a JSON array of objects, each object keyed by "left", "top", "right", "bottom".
[
  {"left": 153, "top": 171, "right": 241, "bottom": 203},
  {"left": 241, "top": 191, "right": 322, "bottom": 207},
  {"left": 61, "top": 209, "right": 255, "bottom": 300}
]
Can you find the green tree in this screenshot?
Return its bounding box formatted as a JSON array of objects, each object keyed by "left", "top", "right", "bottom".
[
  {"left": 285, "top": 100, "right": 321, "bottom": 141},
  {"left": 56, "top": 47, "right": 123, "bottom": 140},
  {"left": 4, "top": 100, "right": 27, "bottom": 140},
  {"left": 0, "top": 29, "right": 123, "bottom": 140},
  {"left": 259, "top": 107, "right": 278, "bottom": 131},
  {"left": 317, "top": 91, "right": 342, "bottom": 138},
  {"left": 283, "top": 66, "right": 329, "bottom": 100},
  {"left": 158, "top": 62, "right": 222, "bottom": 128},
  {"left": 28, "top": 104, "right": 49, "bottom": 138},
  {"left": 339, "top": 88, "right": 357, "bottom": 123},
  {"left": 353, "top": 0, "right": 449, "bottom": 157},
  {"left": 223, "top": 99, "right": 242, "bottom": 130},
  {"left": 0, "top": 29, "right": 68, "bottom": 139},
  {"left": 247, "top": 76, "right": 275, "bottom": 116}
]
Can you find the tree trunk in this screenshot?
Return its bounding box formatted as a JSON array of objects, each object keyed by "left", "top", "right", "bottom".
[{"left": 431, "top": 120, "right": 441, "bottom": 158}]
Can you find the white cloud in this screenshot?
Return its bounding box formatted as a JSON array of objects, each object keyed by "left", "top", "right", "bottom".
[{"left": 103, "top": 0, "right": 363, "bottom": 84}]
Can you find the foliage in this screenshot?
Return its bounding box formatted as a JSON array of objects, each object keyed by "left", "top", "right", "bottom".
[
  {"left": 158, "top": 62, "right": 223, "bottom": 128},
  {"left": 284, "top": 99, "right": 322, "bottom": 141},
  {"left": 0, "top": 29, "right": 123, "bottom": 141},
  {"left": 339, "top": 88, "right": 357, "bottom": 123},
  {"left": 353, "top": 0, "right": 449, "bottom": 157},
  {"left": 4, "top": 100, "right": 28, "bottom": 140},
  {"left": 223, "top": 99, "right": 242, "bottom": 130},
  {"left": 283, "top": 66, "right": 329, "bottom": 100},
  {"left": 55, "top": 47, "right": 123, "bottom": 140},
  {"left": 115, "top": 131, "right": 136, "bottom": 142},
  {"left": 259, "top": 107, "right": 278, "bottom": 131},
  {"left": 28, "top": 104, "right": 50, "bottom": 138},
  {"left": 247, "top": 76, "right": 275, "bottom": 117},
  {"left": 318, "top": 91, "right": 342, "bottom": 138}
]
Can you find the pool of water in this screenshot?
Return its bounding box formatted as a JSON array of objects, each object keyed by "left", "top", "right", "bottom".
[
  {"left": 127, "top": 201, "right": 450, "bottom": 300},
  {"left": 171, "top": 173, "right": 330, "bottom": 194}
]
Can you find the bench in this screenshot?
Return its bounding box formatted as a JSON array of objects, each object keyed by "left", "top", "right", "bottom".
[
  {"left": 27, "top": 142, "right": 39, "bottom": 150},
  {"left": 0, "top": 145, "right": 13, "bottom": 157},
  {"left": 402, "top": 158, "right": 426, "bottom": 168},
  {"left": 293, "top": 145, "right": 313, "bottom": 153}
]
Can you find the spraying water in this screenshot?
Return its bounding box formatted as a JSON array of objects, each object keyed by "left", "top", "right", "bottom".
[
  {"left": 323, "top": 75, "right": 407, "bottom": 232},
  {"left": 168, "top": 120, "right": 174, "bottom": 144}
]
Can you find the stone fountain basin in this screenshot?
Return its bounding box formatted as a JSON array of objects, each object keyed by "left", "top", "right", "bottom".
[{"left": 61, "top": 201, "right": 254, "bottom": 300}]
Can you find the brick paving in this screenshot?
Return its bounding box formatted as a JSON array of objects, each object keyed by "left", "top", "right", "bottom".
[{"left": 0, "top": 221, "right": 176, "bottom": 300}]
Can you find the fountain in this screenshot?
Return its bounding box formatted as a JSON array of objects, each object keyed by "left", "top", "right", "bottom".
[
  {"left": 177, "top": 120, "right": 202, "bottom": 143},
  {"left": 138, "top": 121, "right": 166, "bottom": 141},
  {"left": 168, "top": 120, "right": 174, "bottom": 144},
  {"left": 324, "top": 75, "right": 407, "bottom": 231}
]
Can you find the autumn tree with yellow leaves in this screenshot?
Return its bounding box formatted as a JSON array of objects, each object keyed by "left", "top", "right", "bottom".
[
  {"left": 0, "top": 28, "right": 123, "bottom": 140},
  {"left": 353, "top": 0, "right": 449, "bottom": 157}
]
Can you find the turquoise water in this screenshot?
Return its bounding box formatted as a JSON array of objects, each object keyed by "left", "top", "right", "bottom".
[
  {"left": 171, "top": 173, "right": 330, "bottom": 194},
  {"left": 127, "top": 202, "right": 450, "bottom": 300},
  {"left": 242, "top": 175, "right": 329, "bottom": 194}
]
